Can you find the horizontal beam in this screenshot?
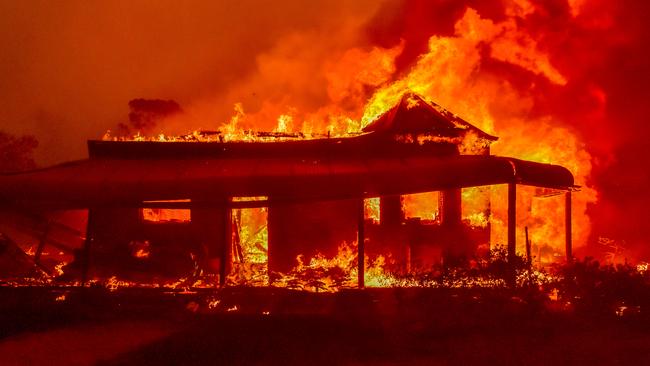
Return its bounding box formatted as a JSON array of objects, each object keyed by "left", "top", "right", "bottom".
[
  {"left": 0, "top": 155, "right": 575, "bottom": 209},
  {"left": 140, "top": 200, "right": 269, "bottom": 210}
]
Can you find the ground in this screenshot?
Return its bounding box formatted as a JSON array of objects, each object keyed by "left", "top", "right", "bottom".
[{"left": 0, "top": 287, "right": 649, "bottom": 365}]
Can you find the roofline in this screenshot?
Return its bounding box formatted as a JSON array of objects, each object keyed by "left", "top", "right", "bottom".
[{"left": 0, "top": 155, "right": 574, "bottom": 209}]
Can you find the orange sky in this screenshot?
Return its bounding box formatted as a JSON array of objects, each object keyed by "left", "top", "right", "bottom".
[{"left": 0, "top": 0, "right": 387, "bottom": 163}]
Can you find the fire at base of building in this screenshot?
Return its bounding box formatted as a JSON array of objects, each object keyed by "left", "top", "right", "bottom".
[{"left": 0, "top": 93, "right": 576, "bottom": 287}]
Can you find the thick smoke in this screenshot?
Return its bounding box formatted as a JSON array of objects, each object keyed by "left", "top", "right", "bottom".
[{"left": 118, "top": 99, "right": 183, "bottom": 136}]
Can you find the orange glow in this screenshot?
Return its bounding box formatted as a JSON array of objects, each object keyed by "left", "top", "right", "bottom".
[
  {"left": 232, "top": 206, "right": 268, "bottom": 264},
  {"left": 130, "top": 240, "right": 151, "bottom": 259},
  {"left": 364, "top": 198, "right": 380, "bottom": 223},
  {"left": 107, "top": 6, "right": 597, "bottom": 286},
  {"left": 358, "top": 8, "right": 596, "bottom": 257},
  {"left": 141, "top": 208, "right": 191, "bottom": 223},
  {"left": 462, "top": 187, "right": 490, "bottom": 228},
  {"left": 141, "top": 200, "right": 191, "bottom": 223},
  {"left": 568, "top": 0, "right": 588, "bottom": 17},
  {"left": 402, "top": 192, "right": 439, "bottom": 221}
]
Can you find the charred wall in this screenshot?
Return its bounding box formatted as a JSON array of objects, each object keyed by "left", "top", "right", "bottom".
[
  {"left": 268, "top": 199, "right": 358, "bottom": 273},
  {"left": 88, "top": 206, "right": 229, "bottom": 278}
]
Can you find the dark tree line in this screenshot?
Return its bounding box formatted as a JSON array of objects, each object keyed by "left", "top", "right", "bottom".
[{"left": 0, "top": 131, "right": 38, "bottom": 173}]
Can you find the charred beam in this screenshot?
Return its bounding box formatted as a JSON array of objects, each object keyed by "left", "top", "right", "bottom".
[
  {"left": 2, "top": 201, "right": 83, "bottom": 236},
  {"left": 357, "top": 199, "right": 365, "bottom": 289},
  {"left": 220, "top": 206, "right": 232, "bottom": 287},
  {"left": 34, "top": 221, "right": 49, "bottom": 264},
  {"left": 0, "top": 156, "right": 576, "bottom": 211},
  {"left": 81, "top": 209, "right": 96, "bottom": 286},
  {"left": 140, "top": 200, "right": 270, "bottom": 210},
  {"left": 40, "top": 237, "right": 75, "bottom": 254},
  {"left": 525, "top": 226, "right": 531, "bottom": 264},
  {"left": 565, "top": 191, "right": 572, "bottom": 262}
]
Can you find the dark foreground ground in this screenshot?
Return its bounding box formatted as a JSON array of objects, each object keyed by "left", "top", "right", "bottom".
[{"left": 0, "top": 286, "right": 649, "bottom": 366}]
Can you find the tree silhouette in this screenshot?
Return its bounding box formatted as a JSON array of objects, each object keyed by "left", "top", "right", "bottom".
[{"left": 0, "top": 131, "right": 38, "bottom": 173}]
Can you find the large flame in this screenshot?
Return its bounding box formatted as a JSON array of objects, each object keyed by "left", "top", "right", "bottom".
[
  {"left": 106, "top": 5, "right": 598, "bottom": 287},
  {"left": 357, "top": 8, "right": 596, "bottom": 258}
]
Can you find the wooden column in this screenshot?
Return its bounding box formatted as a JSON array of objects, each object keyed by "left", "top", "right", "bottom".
[
  {"left": 380, "top": 195, "right": 403, "bottom": 226},
  {"left": 357, "top": 199, "right": 365, "bottom": 289},
  {"left": 565, "top": 191, "right": 572, "bottom": 262},
  {"left": 220, "top": 207, "right": 232, "bottom": 287},
  {"left": 507, "top": 183, "right": 517, "bottom": 262},
  {"left": 524, "top": 226, "right": 531, "bottom": 263},
  {"left": 440, "top": 189, "right": 462, "bottom": 227},
  {"left": 81, "top": 209, "right": 95, "bottom": 286}
]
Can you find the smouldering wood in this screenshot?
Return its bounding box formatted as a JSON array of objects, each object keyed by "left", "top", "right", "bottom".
[
  {"left": 220, "top": 207, "right": 232, "bottom": 287},
  {"left": 565, "top": 191, "right": 572, "bottom": 262},
  {"left": 507, "top": 183, "right": 516, "bottom": 262},
  {"left": 357, "top": 199, "right": 365, "bottom": 289},
  {"left": 81, "top": 209, "right": 96, "bottom": 286}
]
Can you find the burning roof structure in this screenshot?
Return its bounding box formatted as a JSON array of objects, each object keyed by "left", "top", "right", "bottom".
[
  {"left": 0, "top": 93, "right": 575, "bottom": 287},
  {"left": 362, "top": 93, "right": 498, "bottom": 142}
]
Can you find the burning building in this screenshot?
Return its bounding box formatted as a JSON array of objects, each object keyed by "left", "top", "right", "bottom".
[{"left": 0, "top": 93, "right": 575, "bottom": 287}]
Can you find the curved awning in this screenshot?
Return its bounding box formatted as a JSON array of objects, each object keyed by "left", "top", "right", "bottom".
[{"left": 0, "top": 155, "right": 574, "bottom": 209}]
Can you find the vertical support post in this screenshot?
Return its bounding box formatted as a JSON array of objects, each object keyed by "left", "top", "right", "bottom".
[
  {"left": 380, "top": 195, "right": 403, "bottom": 226},
  {"left": 440, "top": 189, "right": 462, "bottom": 227},
  {"left": 34, "top": 222, "right": 49, "bottom": 264},
  {"left": 357, "top": 199, "right": 365, "bottom": 289},
  {"left": 267, "top": 202, "right": 275, "bottom": 276},
  {"left": 486, "top": 196, "right": 492, "bottom": 249},
  {"left": 405, "top": 244, "right": 411, "bottom": 274},
  {"left": 524, "top": 226, "right": 531, "bottom": 264},
  {"left": 507, "top": 183, "right": 517, "bottom": 262},
  {"left": 220, "top": 206, "right": 232, "bottom": 287},
  {"left": 565, "top": 191, "right": 572, "bottom": 262},
  {"left": 81, "top": 209, "right": 95, "bottom": 286}
]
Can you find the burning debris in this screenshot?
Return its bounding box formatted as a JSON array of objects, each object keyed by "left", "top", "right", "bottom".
[{"left": 0, "top": 233, "right": 43, "bottom": 279}]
